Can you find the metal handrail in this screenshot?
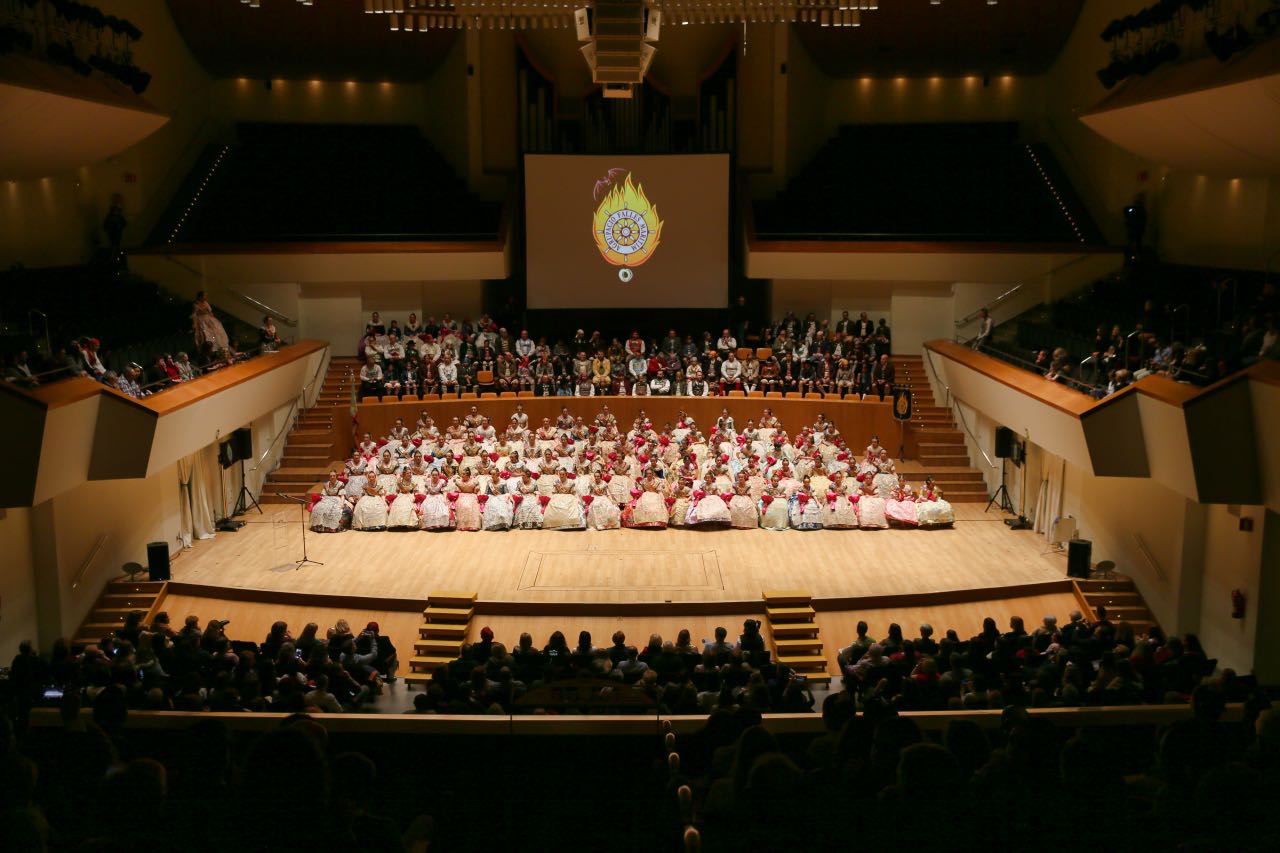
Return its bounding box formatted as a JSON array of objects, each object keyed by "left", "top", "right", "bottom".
[
  {"left": 228, "top": 289, "right": 297, "bottom": 327},
  {"left": 1132, "top": 532, "right": 1167, "bottom": 583},
  {"left": 922, "top": 347, "right": 998, "bottom": 470},
  {"left": 955, "top": 283, "right": 1023, "bottom": 328},
  {"left": 979, "top": 341, "right": 1101, "bottom": 395},
  {"left": 70, "top": 534, "right": 108, "bottom": 590},
  {"left": 250, "top": 347, "right": 331, "bottom": 472}
]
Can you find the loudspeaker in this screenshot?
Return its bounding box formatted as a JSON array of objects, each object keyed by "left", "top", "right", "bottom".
[
  {"left": 1067, "top": 538, "right": 1092, "bottom": 579},
  {"left": 995, "top": 426, "right": 1015, "bottom": 458},
  {"left": 220, "top": 427, "right": 253, "bottom": 468},
  {"left": 146, "top": 541, "right": 171, "bottom": 582}
]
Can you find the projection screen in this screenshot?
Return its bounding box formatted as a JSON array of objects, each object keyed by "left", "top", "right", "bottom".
[{"left": 524, "top": 154, "right": 729, "bottom": 309}]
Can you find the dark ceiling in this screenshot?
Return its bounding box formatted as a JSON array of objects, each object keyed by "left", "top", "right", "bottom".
[
  {"left": 166, "top": 0, "right": 459, "bottom": 82},
  {"left": 794, "top": 0, "right": 1084, "bottom": 77}
]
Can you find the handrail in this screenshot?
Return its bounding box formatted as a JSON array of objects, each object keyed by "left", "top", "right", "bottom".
[
  {"left": 922, "top": 347, "right": 999, "bottom": 470},
  {"left": 70, "top": 534, "right": 108, "bottom": 590},
  {"left": 978, "top": 341, "right": 1101, "bottom": 395},
  {"left": 955, "top": 283, "right": 1023, "bottom": 328},
  {"left": 228, "top": 288, "right": 297, "bottom": 327},
  {"left": 1131, "top": 533, "right": 1167, "bottom": 583}
]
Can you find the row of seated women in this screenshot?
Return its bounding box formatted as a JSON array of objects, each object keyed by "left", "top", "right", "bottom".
[{"left": 308, "top": 407, "right": 954, "bottom": 533}]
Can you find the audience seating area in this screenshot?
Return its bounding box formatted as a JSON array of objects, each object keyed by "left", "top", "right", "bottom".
[
  {"left": 980, "top": 261, "right": 1278, "bottom": 395},
  {"left": 752, "top": 123, "right": 1102, "bottom": 243},
  {"left": 154, "top": 124, "right": 502, "bottom": 244}
]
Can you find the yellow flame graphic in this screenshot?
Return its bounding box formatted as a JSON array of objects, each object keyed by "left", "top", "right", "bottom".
[{"left": 592, "top": 173, "right": 663, "bottom": 267}]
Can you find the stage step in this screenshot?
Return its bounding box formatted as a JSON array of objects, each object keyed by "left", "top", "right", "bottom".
[
  {"left": 428, "top": 591, "right": 478, "bottom": 608},
  {"left": 1076, "top": 578, "right": 1135, "bottom": 593},
  {"left": 414, "top": 639, "right": 464, "bottom": 655},
  {"left": 419, "top": 623, "right": 468, "bottom": 640},
  {"left": 423, "top": 606, "right": 474, "bottom": 623},
  {"left": 777, "top": 652, "right": 828, "bottom": 671},
  {"left": 765, "top": 605, "right": 816, "bottom": 622},
  {"left": 774, "top": 637, "right": 823, "bottom": 653},
  {"left": 1082, "top": 591, "right": 1144, "bottom": 608},
  {"left": 106, "top": 581, "right": 165, "bottom": 595},
  {"left": 769, "top": 623, "right": 819, "bottom": 639},
  {"left": 408, "top": 655, "right": 454, "bottom": 673},
  {"left": 762, "top": 590, "right": 812, "bottom": 606}
]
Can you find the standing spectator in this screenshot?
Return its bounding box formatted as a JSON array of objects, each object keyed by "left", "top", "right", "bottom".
[
  {"left": 259, "top": 316, "right": 282, "bottom": 352},
  {"left": 973, "top": 308, "right": 993, "bottom": 350}
]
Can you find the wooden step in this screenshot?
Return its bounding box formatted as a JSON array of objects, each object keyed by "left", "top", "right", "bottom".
[
  {"left": 762, "top": 590, "right": 811, "bottom": 606},
  {"left": 90, "top": 607, "right": 145, "bottom": 619},
  {"left": 796, "top": 672, "right": 832, "bottom": 684},
  {"left": 403, "top": 672, "right": 433, "bottom": 685},
  {"left": 99, "top": 592, "right": 159, "bottom": 608},
  {"left": 775, "top": 637, "right": 823, "bottom": 653},
  {"left": 777, "top": 652, "right": 829, "bottom": 671},
  {"left": 420, "top": 623, "right": 468, "bottom": 640},
  {"left": 78, "top": 622, "right": 125, "bottom": 638},
  {"left": 765, "top": 605, "right": 816, "bottom": 623},
  {"left": 1083, "top": 591, "right": 1144, "bottom": 608},
  {"left": 1075, "top": 578, "right": 1135, "bottom": 593},
  {"left": 409, "top": 654, "right": 456, "bottom": 671},
  {"left": 260, "top": 492, "right": 310, "bottom": 504},
  {"left": 415, "top": 638, "right": 466, "bottom": 655},
  {"left": 290, "top": 430, "right": 335, "bottom": 441},
  {"left": 423, "top": 606, "right": 474, "bottom": 623},
  {"left": 271, "top": 468, "right": 329, "bottom": 483},
  {"left": 106, "top": 581, "right": 165, "bottom": 595},
  {"left": 428, "top": 591, "right": 478, "bottom": 607},
  {"left": 769, "top": 623, "right": 819, "bottom": 639},
  {"left": 1094, "top": 605, "right": 1152, "bottom": 622}
]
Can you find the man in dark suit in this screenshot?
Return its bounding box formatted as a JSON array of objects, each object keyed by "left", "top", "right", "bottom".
[
  {"left": 870, "top": 353, "right": 895, "bottom": 401},
  {"left": 855, "top": 312, "right": 874, "bottom": 339},
  {"left": 835, "top": 310, "right": 853, "bottom": 336}
]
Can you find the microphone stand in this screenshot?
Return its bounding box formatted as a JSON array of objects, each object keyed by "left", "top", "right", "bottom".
[{"left": 276, "top": 493, "right": 324, "bottom": 570}]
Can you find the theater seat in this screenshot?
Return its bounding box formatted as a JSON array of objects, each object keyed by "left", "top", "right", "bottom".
[
  {"left": 764, "top": 391, "right": 781, "bottom": 398},
  {"left": 803, "top": 392, "right": 824, "bottom": 399},
  {"left": 728, "top": 390, "right": 746, "bottom": 397},
  {"left": 747, "top": 391, "right": 765, "bottom": 397},
  {"left": 361, "top": 395, "right": 381, "bottom": 404},
  {"left": 480, "top": 392, "right": 498, "bottom": 399},
  {"left": 756, "top": 347, "right": 772, "bottom": 361},
  {"left": 499, "top": 391, "right": 516, "bottom": 398},
  {"left": 517, "top": 391, "right": 535, "bottom": 397},
  {"left": 736, "top": 347, "right": 752, "bottom": 361},
  {"left": 476, "top": 370, "right": 494, "bottom": 385},
  {"left": 459, "top": 392, "right": 478, "bottom": 400}
]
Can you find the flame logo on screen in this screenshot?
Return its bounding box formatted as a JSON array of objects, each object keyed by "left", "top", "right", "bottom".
[{"left": 592, "top": 171, "right": 663, "bottom": 271}]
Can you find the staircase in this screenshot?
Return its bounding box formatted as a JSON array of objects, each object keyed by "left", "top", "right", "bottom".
[
  {"left": 406, "top": 591, "right": 477, "bottom": 686},
  {"left": 72, "top": 579, "right": 168, "bottom": 648},
  {"left": 763, "top": 590, "right": 831, "bottom": 684},
  {"left": 260, "top": 356, "right": 360, "bottom": 504},
  {"left": 895, "top": 353, "right": 990, "bottom": 503},
  {"left": 1076, "top": 575, "right": 1158, "bottom": 636}
]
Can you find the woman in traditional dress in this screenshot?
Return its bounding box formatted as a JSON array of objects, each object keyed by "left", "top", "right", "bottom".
[
  {"left": 857, "top": 477, "right": 889, "bottom": 530},
  {"left": 687, "top": 474, "right": 732, "bottom": 526},
  {"left": 387, "top": 470, "right": 422, "bottom": 530},
  {"left": 759, "top": 484, "right": 790, "bottom": 531},
  {"left": 543, "top": 472, "right": 586, "bottom": 530},
  {"left": 452, "top": 469, "right": 483, "bottom": 531},
  {"left": 352, "top": 470, "right": 390, "bottom": 531},
  {"left": 512, "top": 469, "right": 543, "bottom": 529},
  {"left": 481, "top": 474, "right": 514, "bottom": 531},
  {"left": 667, "top": 481, "right": 691, "bottom": 527},
  {"left": 885, "top": 475, "right": 919, "bottom": 528},
  {"left": 375, "top": 450, "right": 399, "bottom": 495},
  {"left": 915, "top": 477, "right": 956, "bottom": 528},
  {"left": 419, "top": 470, "right": 454, "bottom": 531},
  {"left": 604, "top": 463, "right": 633, "bottom": 507},
  {"left": 728, "top": 476, "right": 759, "bottom": 529},
  {"left": 871, "top": 449, "right": 898, "bottom": 500},
  {"left": 192, "top": 291, "right": 230, "bottom": 356},
  {"left": 788, "top": 483, "right": 824, "bottom": 530},
  {"left": 310, "top": 471, "right": 350, "bottom": 533},
  {"left": 822, "top": 474, "right": 861, "bottom": 529},
  {"left": 586, "top": 480, "right": 622, "bottom": 530},
  {"left": 625, "top": 475, "right": 669, "bottom": 529}
]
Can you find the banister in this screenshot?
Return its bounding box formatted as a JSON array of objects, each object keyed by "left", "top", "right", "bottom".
[
  {"left": 228, "top": 289, "right": 297, "bottom": 327},
  {"left": 955, "top": 283, "right": 1023, "bottom": 328},
  {"left": 70, "top": 533, "right": 108, "bottom": 590},
  {"left": 923, "top": 347, "right": 998, "bottom": 470},
  {"left": 1131, "top": 532, "right": 1167, "bottom": 583}
]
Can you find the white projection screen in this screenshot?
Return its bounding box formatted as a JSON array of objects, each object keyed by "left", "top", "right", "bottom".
[{"left": 524, "top": 154, "right": 729, "bottom": 309}]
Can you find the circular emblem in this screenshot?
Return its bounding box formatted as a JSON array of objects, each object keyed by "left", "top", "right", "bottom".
[
  {"left": 602, "top": 209, "right": 649, "bottom": 256},
  {"left": 618, "top": 268, "right": 634, "bottom": 283}
]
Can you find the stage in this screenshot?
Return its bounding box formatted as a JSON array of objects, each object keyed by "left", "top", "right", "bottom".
[{"left": 172, "top": 503, "right": 1069, "bottom": 605}]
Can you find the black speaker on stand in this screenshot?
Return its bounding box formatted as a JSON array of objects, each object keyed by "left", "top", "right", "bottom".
[
  {"left": 146, "top": 541, "right": 171, "bottom": 581},
  {"left": 986, "top": 427, "right": 1015, "bottom": 514},
  {"left": 1067, "top": 538, "right": 1093, "bottom": 579}
]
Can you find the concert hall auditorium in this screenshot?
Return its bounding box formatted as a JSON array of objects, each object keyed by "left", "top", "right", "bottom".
[{"left": 3, "top": 0, "right": 1279, "bottom": 850}]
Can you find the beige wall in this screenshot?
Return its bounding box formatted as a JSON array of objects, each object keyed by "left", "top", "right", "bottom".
[{"left": 0, "top": 508, "right": 39, "bottom": 656}]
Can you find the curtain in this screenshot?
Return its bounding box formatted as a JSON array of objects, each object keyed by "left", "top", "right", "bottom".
[
  {"left": 1033, "top": 447, "right": 1067, "bottom": 541},
  {"left": 178, "top": 443, "right": 222, "bottom": 547}
]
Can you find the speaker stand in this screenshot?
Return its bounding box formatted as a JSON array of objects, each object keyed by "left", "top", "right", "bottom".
[
  {"left": 986, "top": 458, "right": 1015, "bottom": 514},
  {"left": 215, "top": 458, "right": 244, "bottom": 531},
  {"left": 232, "top": 457, "right": 262, "bottom": 517}
]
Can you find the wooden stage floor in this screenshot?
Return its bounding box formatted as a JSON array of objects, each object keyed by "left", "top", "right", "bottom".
[{"left": 172, "top": 503, "right": 1071, "bottom": 606}]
